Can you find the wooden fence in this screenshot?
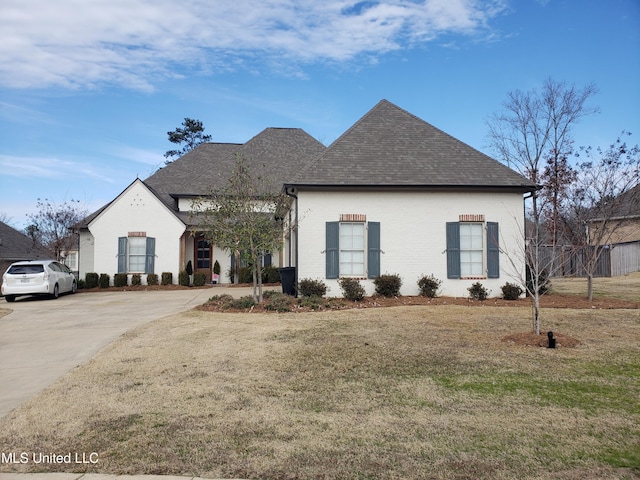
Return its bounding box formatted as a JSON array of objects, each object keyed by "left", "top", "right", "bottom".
[{"left": 537, "top": 241, "right": 640, "bottom": 277}]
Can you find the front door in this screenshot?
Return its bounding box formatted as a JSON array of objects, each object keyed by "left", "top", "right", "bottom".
[{"left": 195, "top": 237, "right": 212, "bottom": 282}]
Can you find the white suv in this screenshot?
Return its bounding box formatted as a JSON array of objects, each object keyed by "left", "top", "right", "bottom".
[{"left": 2, "top": 260, "right": 77, "bottom": 302}]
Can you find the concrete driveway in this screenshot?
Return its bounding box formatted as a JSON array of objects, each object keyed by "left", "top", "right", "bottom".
[{"left": 0, "top": 286, "right": 265, "bottom": 419}]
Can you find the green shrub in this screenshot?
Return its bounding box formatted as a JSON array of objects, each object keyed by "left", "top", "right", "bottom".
[
  {"left": 468, "top": 282, "right": 489, "bottom": 301},
  {"left": 114, "top": 273, "right": 128, "bottom": 287},
  {"left": 262, "top": 265, "right": 280, "bottom": 284},
  {"left": 209, "top": 294, "right": 233, "bottom": 303},
  {"left": 417, "top": 274, "right": 442, "bottom": 298},
  {"left": 298, "top": 278, "right": 327, "bottom": 297},
  {"left": 374, "top": 274, "right": 402, "bottom": 297},
  {"left": 193, "top": 272, "right": 206, "bottom": 286},
  {"left": 99, "top": 273, "right": 110, "bottom": 288},
  {"left": 131, "top": 274, "right": 142, "bottom": 286},
  {"left": 265, "top": 293, "right": 295, "bottom": 312},
  {"left": 161, "top": 272, "right": 173, "bottom": 285},
  {"left": 338, "top": 277, "right": 366, "bottom": 302},
  {"left": 501, "top": 282, "right": 524, "bottom": 300},
  {"left": 298, "top": 296, "right": 324, "bottom": 311},
  {"left": 178, "top": 270, "right": 190, "bottom": 286},
  {"left": 223, "top": 296, "right": 255, "bottom": 310},
  {"left": 85, "top": 272, "right": 99, "bottom": 289},
  {"left": 77, "top": 279, "right": 86, "bottom": 290},
  {"left": 147, "top": 273, "right": 159, "bottom": 286}
]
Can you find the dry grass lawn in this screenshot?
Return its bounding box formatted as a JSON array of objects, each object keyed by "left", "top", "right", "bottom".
[
  {"left": 1, "top": 300, "right": 639, "bottom": 479},
  {"left": 550, "top": 272, "right": 640, "bottom": 302}
]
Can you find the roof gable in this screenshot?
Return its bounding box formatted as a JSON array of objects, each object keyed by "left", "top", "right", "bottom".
[
  {"left": 290, "top": 99, "right": 536, "bottom": 191},
  {"left": 87, "top": 178, "right": 185, "bottom": 229}
]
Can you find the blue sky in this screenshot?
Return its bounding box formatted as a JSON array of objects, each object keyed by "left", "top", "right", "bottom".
[{"left": 1, "top": 0, "right": 639, "bottom": 229}]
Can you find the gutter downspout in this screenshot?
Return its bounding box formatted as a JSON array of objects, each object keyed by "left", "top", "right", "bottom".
[{"left": 284, "top": 186, "right": 298, "bottom": 286}]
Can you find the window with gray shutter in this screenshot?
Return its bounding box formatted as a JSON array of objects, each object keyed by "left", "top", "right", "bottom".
[
  {"left": 326, "top": 221, "right": 339, "bottom": 279},
  {"left": 367, "top": 222, "right": 380, "bottom": 278}
]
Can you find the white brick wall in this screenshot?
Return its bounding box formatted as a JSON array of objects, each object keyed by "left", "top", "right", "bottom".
[
  {"left": 296, "top": 190, "right": 526, "bottom": 298},
  {"left": 87, "top": 180, "right": 186, "bottom": 283}
]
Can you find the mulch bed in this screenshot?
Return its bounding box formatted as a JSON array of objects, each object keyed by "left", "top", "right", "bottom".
[{"left": 78, "top": 285, "right": 639, "bottom": 348}]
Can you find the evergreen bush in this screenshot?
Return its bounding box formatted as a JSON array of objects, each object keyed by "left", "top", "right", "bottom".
[
  {"left": 501, "top": 282, "right": 524, "bottom": 300},
  {"left": 178, "top": 270, "right": 190, "bottom": 286},
  {"left": 193, "top": 272, "right": 206, "bottom": 286},
  {"left": 338, "top": 277, "right": 366, "bottom": 302},
  {"left": 85, "top": 272, "right": 99, "bottom": 289},
  {"left": 114, "top": 273, "right": 128, "bottom": 287},
  {"left": 99, "top": 273, "right": 110, "bottom": 288},
  {"left": 417, "top": 274, "right": 442, "bottom": 298},
  {"left": 147, "top": 273, "right": 159, "bottom": 286},
  {"left": 131, "top": 274, "right": 142, "bottom": 286},
  {"left": 374, "top": 274, "right": 402, "bottom": 297},
  {"left": 298, "top": 278, "right": 327, "bottom": 297},
  {"left": 468, "top": 282, "right": 489, "bottom": 301},
  {"left": 161, "top": 272, "right": 172, "bottom": 285}
]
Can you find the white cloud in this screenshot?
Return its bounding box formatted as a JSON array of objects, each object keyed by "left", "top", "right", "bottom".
[
  {"left": 0, "top": 0, "right": 507, "bottom": 90},
  {"left": 0, "top": 154, "right": 119, "bottom": 183}
]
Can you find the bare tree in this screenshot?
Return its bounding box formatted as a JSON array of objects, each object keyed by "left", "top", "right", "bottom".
[
  {"left": 486, "top": 78, "right": 599, "bottom": 334},
  {"left": 26, "top": 198, "right": 88, "bottom": 261},
  {"left": 563, "top": 132, "right": 640, "bottom": 300},
  {"left": 192, "top": 155, "right": 289, "bottom": 303}
]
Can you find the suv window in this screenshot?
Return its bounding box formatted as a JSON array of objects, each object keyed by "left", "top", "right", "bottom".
[{"left": 8, "top": 264, "right": 45, "bottom": 274}]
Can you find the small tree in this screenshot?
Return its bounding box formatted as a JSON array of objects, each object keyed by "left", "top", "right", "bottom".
[
  {"left": 564, "top": 132, "right": 640, "bottom": 299},
  {"left": 26, "top": 198, "right": 87, "bottom": 261},
  {"left": 486, "top": 78, "right": 598, "bottom": 334},
  {"left": 164, "top": 118, "right": 212, "bottom": 164},
  {"left": 194, "top": 155, "right": 289, "bottom": 303}
]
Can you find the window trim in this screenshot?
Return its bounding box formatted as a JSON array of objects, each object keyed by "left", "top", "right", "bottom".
[{"left": 446, "top": 221, "right": 499, "bottom": 280}]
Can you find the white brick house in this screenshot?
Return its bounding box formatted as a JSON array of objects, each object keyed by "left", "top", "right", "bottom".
[
  {"left": 78, "top": 100, "right": 536, "bottom": 296},
  {"left": 283, "top": 100, "right": 537, "bottom": 297}
]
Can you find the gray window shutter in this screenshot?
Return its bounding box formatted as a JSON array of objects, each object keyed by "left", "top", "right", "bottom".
[
  {"left": 326, "top": 221, "right": 339, "bottom": 279},
  {"left": 446, "top": 222, "right": 460, "bottom": 279},
  {"left": 117, "top": 237, "right": 127, "bottom": 273},
  {"left": 487, "top": 222, "right": 500, "bottom": 278},
  {"left": 367, "top": 221, "right": 380, "bottom": 279},
  {"left": 145, "top": 237, "right": 156, "bottom": 274}
]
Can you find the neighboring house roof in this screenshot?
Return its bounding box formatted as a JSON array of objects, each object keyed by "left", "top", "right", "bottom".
[
  {"left": 288, "top": 99, "right": 537, "bottom": 191},
  {"left": 0, "top": 221, "right": 52, "bottom": 261}
]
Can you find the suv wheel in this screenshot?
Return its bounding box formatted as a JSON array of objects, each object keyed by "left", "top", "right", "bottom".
[
  {"left": 52, "top": 284, "right": 59, "bottom": 299},
  {"left": 72, "top": 281, "right": 77, "bottom": 294},
  {"left": 5, "top": 296, "right": 15, "bottom": 303}
]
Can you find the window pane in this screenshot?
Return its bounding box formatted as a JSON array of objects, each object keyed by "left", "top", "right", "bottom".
[
  {"left": 339, "top": 222, "right": 365, "bottom": 276},
  {"left": 129, "top": 237, "right": 146, "bottom": 272},
  {"left": 460, "top": 223, "right": 483, "bottom": 276}
]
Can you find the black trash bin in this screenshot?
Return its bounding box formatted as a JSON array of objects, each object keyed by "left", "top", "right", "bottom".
[{"left": 278, "top": 267, "right": 297, "bottom": 296}]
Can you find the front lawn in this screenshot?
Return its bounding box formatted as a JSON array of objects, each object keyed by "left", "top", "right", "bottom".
[{"left": 1, "top": 303, "right": 638, "bottom": 479}]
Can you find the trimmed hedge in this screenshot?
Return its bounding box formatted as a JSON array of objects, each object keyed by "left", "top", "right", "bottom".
[
  {"left": 114, "top": 273, "right": 128, "bottom": 287},
  {"left": 298, "top": 278, "right": 327, "bottom": 298},
  {"left": 374, "top": 274, "right": 402, "bottom": 297},
  {"left": 85, "top": 272, "right": 99, "bottom": 289},
  {"left": 338, "top": 277, "right": 365, "bottom": 302},
  {"left": 99, "top": 273, "right": 110, "bottom": 288}
]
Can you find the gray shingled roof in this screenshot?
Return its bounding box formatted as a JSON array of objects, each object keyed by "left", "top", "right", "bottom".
[
  {"left": 289, "top": 99, "right": 537, "bottom": 191},
  {"left": 78, "top": 128, "right": 325, "bottom": 228},
  {"left": 145, "top": 127, "right": 325, "bottom": 203},
  {"left": 0, "top": 221, "right": 52, "bottom": 261}
]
